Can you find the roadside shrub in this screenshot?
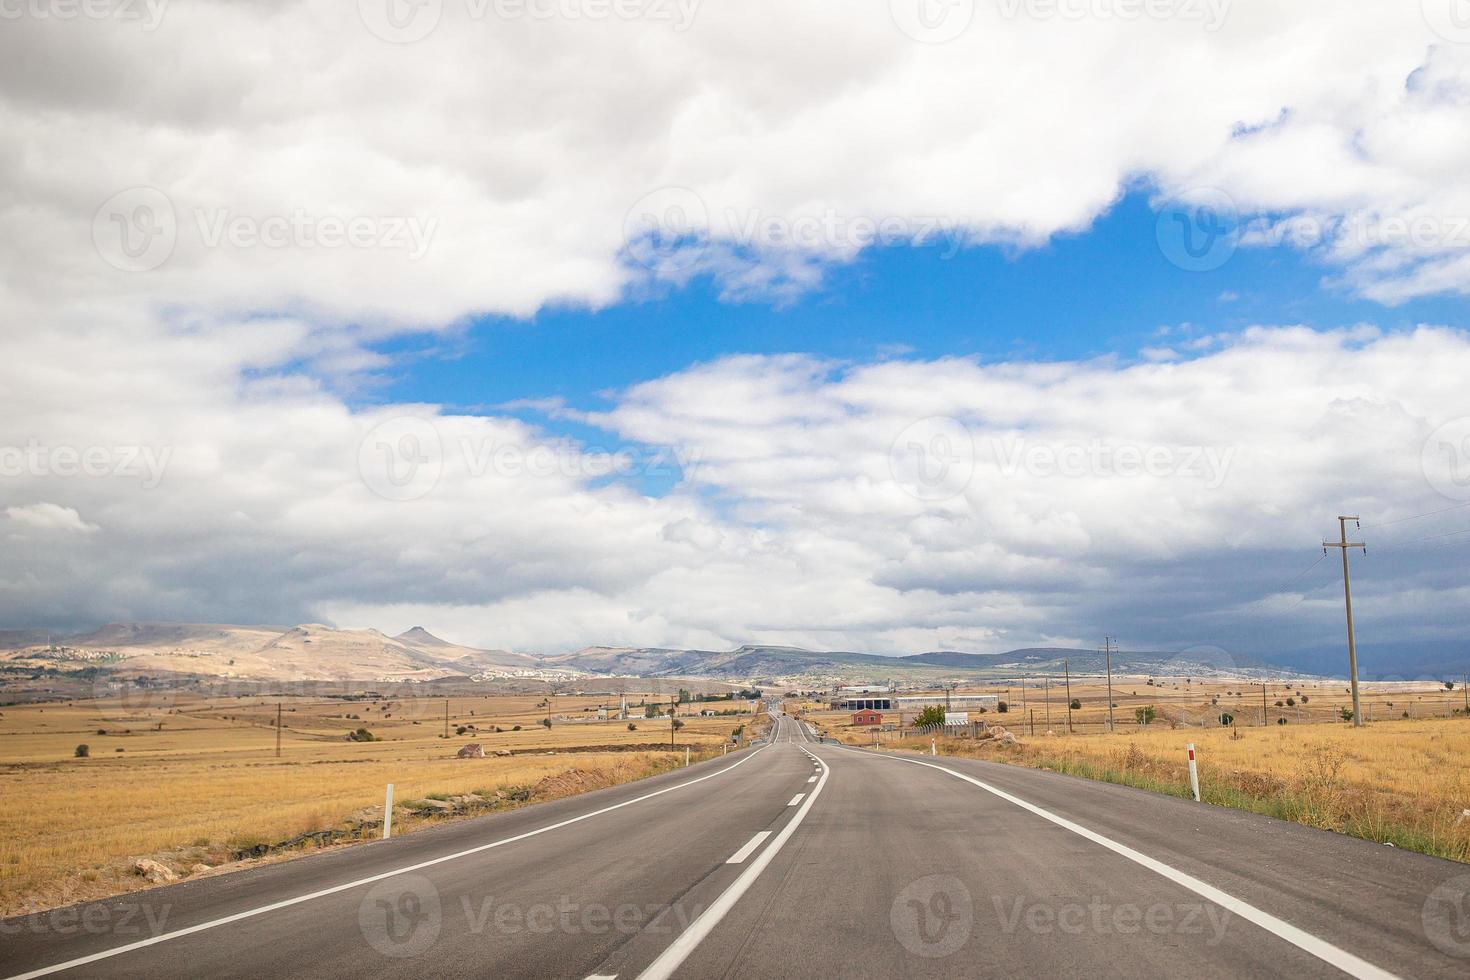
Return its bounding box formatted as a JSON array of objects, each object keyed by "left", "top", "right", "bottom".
[
  {"left": 1069, "top": 699, "right": 1081, "bottom": 710},
  {"left": 75, "top": 744, "right": 90, "bottom": 757},
  {"left": 347, "top": 728, "right": 377, "bottom": 742}
]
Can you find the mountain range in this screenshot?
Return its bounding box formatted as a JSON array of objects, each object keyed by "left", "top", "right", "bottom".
[{"left": 0, "top": 622, "right": 1357, "bottom": 686}]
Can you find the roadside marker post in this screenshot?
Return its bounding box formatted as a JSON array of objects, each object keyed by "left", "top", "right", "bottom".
[
  {"left": 931, "top": 738, "right": 937, "bottom": 756},
  {"left": 685, "top": 747, "right": 690, "bottom": 767},
  {"left": 1186, "top": 744, "right": 1200, "bottom": 802},
  {"left": 383, "top": 784, "right": 394, "bottom": 839}
]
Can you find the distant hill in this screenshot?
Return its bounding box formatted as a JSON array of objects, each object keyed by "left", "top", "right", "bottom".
[{"left": 0, "top": 622, "right": 544, "bottom": 684}]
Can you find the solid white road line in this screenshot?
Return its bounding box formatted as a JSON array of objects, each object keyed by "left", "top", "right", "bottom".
[
  {"left": 637, "top": 751, "right": 831, "bottom": 980},
  {"left": 726, "top": 831, "right": 773, "bottom": 865},
  {"left": 3, "top": 747, "right": 770, "bottom": 980},
  {"left": 850, "top": 748, "right": 1399, "bottom": 980},
  {"left": 786, "top": 793, "right": 805, "bottom": 806}
]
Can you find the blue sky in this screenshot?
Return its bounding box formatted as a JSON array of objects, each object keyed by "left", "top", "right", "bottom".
[{"left": 379, "top": 191, "right": 1465, "bottom": 427}]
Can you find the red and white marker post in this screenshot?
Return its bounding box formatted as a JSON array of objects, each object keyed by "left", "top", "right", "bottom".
[{"left": 1186, "top": 743, "right": 1200, "bottom": 802}]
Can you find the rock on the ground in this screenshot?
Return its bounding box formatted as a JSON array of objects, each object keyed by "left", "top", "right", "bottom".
[
  {"left": 189, "top": 863, "right": 212, "bottom": 876},
  {"left": 416, "top": 798, "right": 455, "bottom": 812},
  {"left": 133, "top": 859, "right": 178, "bottom": 884},
  {"left": 457, "top": 743, "right": 485, "bottom": 759}
]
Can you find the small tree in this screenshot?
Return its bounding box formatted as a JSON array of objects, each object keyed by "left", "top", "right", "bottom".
[
  {"left": 1069, "top": 698, "right": 1081, "bottom": 710},
  {"left": 672, "top": 719, "right": 684, "bottom": 732},
  {"left": 1134, "top": 706, "right": 1156, "bottom": 726},
  {"left": 627, "top": 722, "right": 637, "bottom": 731},
  {"left": 997, "top": 701, "right": 1009, "bottom": 713},
  {"left": 74, "top": 743, "right": 90, "bottom": 758},
  {"left": 1218, "top": 712, "right": 1233, "bottom": 726},
  {"left": 645, "top": 703, "right": 661, "bottom": 719},
  {"left": 1446, "top": 681, "right": 1456, "bottom": 691},
  {"left": 1340, "top": 706, "right": 1354, "bottom": 722},
  {"left": 913, "top": 705, "right": 945, "bottom": 727},
  {"left": 541, "top": 717, "right": 551, "bottom": 729}
]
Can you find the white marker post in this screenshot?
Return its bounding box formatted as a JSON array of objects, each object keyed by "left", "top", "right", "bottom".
[
  {"left": 685, "top": 746, "right": 690, "bottom": 767},
  {"left": 931, "top": 738, "right": 937, "bottom": 756},
  {"left": 383, "top": 783, "right": 394, "bottom": 839},
  {"left": 1186, "top": 744, "right": 1200, "bottom": 802}
]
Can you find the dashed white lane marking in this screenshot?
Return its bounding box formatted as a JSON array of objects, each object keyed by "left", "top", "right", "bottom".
[
  {"left": 726, "top": 831, "right": 774, "bottom": 865},
  {"left": 3, "top": 748, "right": 770, "bottom": 980},
  {"left": 849, "top": 748, "right": 1400, "bottom": 980},
  {"left": 787, "top": 793, "right": 805, "bottom": 806},
  {"left": 806, "top": 775, "right": 817, "bottom": 783},
  {"left": 637, "top": 751, "right": 832, "bottom": 980}
]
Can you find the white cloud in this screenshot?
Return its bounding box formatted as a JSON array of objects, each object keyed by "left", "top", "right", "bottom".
[{"left": 5, "top": 503, "right": 99, "bottom": 534}]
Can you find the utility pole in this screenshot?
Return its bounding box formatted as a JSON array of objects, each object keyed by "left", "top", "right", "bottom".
[
  {"left": 1104, "top": 637, "right": 1115, "bottom": 733},
  {"left": 1064, "top": 659, "right": 1073, "bottom": 734},
  {"left": 444, "top": 699, "right": 449, "bottom": 739},
  {"left": 276, "top": 701, "right": 282, "bottom": 758},
  {"left": 1044, "top": 675, "right": 1050, "bottom": 730},
  {"left": 1261, "top": 683, "right": 1268, "bottom": 726},
  {"left": 670, "top": 695, "right": 677, "bottom": 748},
  {"left": 1020, "top": 676, "right": 1027, "bottom": 724},
  {"left": 1324, "top": 516, "right": 1366, "bottom": 727}
]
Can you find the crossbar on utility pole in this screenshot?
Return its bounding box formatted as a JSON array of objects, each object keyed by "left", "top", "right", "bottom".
[{"left": 1324, "top": 515, "right": 1366, "bottom": 727}]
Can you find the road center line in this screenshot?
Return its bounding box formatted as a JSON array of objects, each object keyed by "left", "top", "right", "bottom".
[
  {"left": 3, "top": 747, "right": 769, "bottom": 980},
  {"left": 637, "top": 749, "right": 831, "bottom": 980},
  {"left": 806, "top": 775, "right": 816, "bottom": 783},
  {"left": 726, "top": 831, "right": 773, "bottom": 865},
  {"left": 787, "top": 793, "right": 805, "bottom": 806},
  {"left": 846, "top": 747, "right": 1399, "bottom": 980}
]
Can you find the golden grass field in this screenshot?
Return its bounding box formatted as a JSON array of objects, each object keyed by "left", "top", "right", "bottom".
[
  {"left": 0, "top": 691, "right": 762, "bottom": 916},
  {"left": 808, "top": 678, "right": 1470, "bottom": 863}
]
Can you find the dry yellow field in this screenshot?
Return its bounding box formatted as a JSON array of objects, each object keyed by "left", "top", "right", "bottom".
[
  {"left": 812, "top": 691, "right": 1470, "bottom": 863},
  {"left": 0, "top": 692, "right": 760, "bottom": 916}
]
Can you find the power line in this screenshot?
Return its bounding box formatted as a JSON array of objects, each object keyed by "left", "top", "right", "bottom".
[{"left": 1360, "top": 500, "right": 1470, "bottom": 530}]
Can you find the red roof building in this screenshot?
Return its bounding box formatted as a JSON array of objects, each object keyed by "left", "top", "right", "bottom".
[{"left": 851, "top": 709, "right": 883, "bottom": 727}]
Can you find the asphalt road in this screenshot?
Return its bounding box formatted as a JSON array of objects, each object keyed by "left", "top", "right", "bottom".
[{"left": 3, "top": 712, "right": 1468, "bottom": 979}]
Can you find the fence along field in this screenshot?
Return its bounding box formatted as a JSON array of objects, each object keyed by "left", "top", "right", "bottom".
[
  {"left": 807, "top": 677, "right": 1470, "bottom": 863},
  {"left": 0, "top": 691, "right": 762, "bottom": 917}
]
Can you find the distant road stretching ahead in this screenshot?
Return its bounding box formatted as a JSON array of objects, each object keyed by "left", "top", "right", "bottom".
[{"left": 3, "top": 713, "right": 1467, "bottom": 978}]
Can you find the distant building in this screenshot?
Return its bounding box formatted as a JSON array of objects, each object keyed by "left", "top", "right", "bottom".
[{"left": 851, "top": 709, "right": 884, "bottom": 726}]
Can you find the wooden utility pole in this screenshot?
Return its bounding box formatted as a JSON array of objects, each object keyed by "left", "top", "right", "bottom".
[
  {"left": 1103, "top": 637, "right": 1115, "bottom": 734},
  {"left": 1323, "top": 516, "right": 1366, "bottom": 727},
  {"left": 670, "top": 695, "right": 677, "bottom": 748},
  {"left": 1262, "top": 683, "right": 1268, "bottom": 726},
  {"left": 1044, "top": 676, "right": 1050, "bottom": 730},
  {"left": 1020, "top": 676, "right": 1027, "bottom": 724},
  {"left": 276, "top": 701, "right": 282, "bottom": 758},
  {"left": 444, "top": 699, "right": 449, "bottom": 739},
  {"left": 1064, "top": 660, "right": 1073, "bottom": 734}
]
